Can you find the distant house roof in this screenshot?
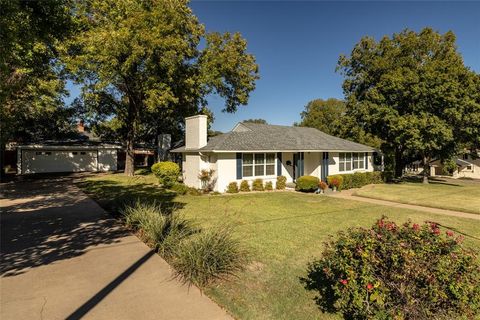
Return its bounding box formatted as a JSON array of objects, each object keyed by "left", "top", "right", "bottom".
[{"left": 171, "top": 122, "right": 375, "bottom": 153}]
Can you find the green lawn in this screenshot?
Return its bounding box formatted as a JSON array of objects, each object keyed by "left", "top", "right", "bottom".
[
  {"left": 78, "top": 173, "right": 480, "bottom": 320},
  {"left": 353, "top": 178, "right": 480, "bottom": 214}
]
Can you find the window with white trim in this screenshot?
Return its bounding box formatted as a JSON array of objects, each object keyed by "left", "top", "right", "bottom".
[
  {"left": 243, "top": 153, "right": 275, "bottom": 177},
  {"left": 339, "top": 152, "right": 365, "bottom": 172}
]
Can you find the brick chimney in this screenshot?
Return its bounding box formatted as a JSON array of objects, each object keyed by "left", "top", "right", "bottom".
[
  {"left": 185, "top": 115, "right": 207, "bottom": 149},
  {"left": 77, "top": 120, "right": 85, "bottom": 133}
]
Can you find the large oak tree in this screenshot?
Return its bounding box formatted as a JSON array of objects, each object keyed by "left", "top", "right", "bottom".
[
  {"left": 64, "top": 0, "right": 259, "bottom": 176},
  {"left": 337, "top": 28, "right": 480, "bottom": 181}
]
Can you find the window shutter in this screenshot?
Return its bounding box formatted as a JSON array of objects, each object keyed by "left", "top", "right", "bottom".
[
  {"left": 325, "top": 152, "right": 329, "bottom": 178},
  {"left": 365, "top": 153, "right": 368, "bottom": 169},
  {"left": 236, "top": 153, "right": 242, "bottom": 179},
  {"left": 277, "top": 152, "right": 282, "bottom": 176}
]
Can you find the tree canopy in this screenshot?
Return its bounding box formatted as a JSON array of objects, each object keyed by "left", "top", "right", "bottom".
[
  {"left": 64, "top": 0, "right": 259, "bottom": 175},
  {"left": 296, "top": 98, "right": 382, "bottom": 148},
  {"left": 0, "top": 0, "right": 77, "bottom": 144},
  {"left": 337, "top": 28, "right": 480, "bottom": 181}
]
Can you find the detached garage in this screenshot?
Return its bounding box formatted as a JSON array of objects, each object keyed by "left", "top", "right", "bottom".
[{"left": 17, "top": 142, "right": 122, "bottom": 174}]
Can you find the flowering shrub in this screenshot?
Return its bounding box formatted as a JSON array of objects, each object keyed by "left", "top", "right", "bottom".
[
  {"left": 296, "top": 176, "right": 320, "bottom": 192},
  {"left": 327, "top": 175, "right": 343, "bottom": 190},
  {"left": 302, "top": 217, "right": 480, "bottom": 319},
  {"left": 151, "top": 161, "right": 180, "bottom": 188},
  {"left": 318, "top": 181, "right": 328, "bottom": 191},
  {"left": 276, "top": 176, "right": 287, "bottom": 190},
  {"left": 198, "top": 169, "right": 215, "bottom": 193}
]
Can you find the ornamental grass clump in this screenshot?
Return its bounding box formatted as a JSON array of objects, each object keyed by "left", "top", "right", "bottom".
[
  {"left": 301, "top": 216, "right": 480, "bottom": 320},
  {"left": 121, "top": 201, "right": 195, "bottom": 257},
  {"left": 172, "top": 226, "right": 249, "bottom": 287}
]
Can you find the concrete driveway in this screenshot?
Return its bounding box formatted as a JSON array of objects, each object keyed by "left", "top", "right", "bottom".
[{"left": 0, "top": 175, "right": 231, "bottom": 320}]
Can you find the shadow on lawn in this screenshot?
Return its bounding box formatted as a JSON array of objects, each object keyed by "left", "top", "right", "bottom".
[{"left": 77, "top": 178, "right": 185, "bottom": 216}]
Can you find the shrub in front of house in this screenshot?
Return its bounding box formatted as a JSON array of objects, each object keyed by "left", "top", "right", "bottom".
[
  {"left": 296, "top": 176, "right": 320, "bottom": 192},
  {"left": 240, "top": 180, "right": 250, "bottom": 192},
  {"left": 171, "top": 183, "right": 189, "bottom": 195},
  {"left": 171, "top": 226, "right": 249, "bottom": 287},
  {"left": 301, "top": 217, "right": 480, "bottom": 319},
  {"left": 252, "top": 178, "right": 264, "bottom": 191},
  {"left": 327, "top": 172, "right": 383, "bottom": 190},
  {"left": 226, "top": 182, "right": 239, "bottom": 193},
  {"left": 327, "top": 175, "right": 343, "bottom": 190},
  {"left": 198, "top": 169, "right": 215, "bottom": 193},
  {"left": 265, "top": 181, "right": 273, "bottom": 191},
  {"left": 151, "top": 161, "right": 180, "bottom": 188},
  {"left": 276, "top": 175, "right": 287, "bottom": 190}
]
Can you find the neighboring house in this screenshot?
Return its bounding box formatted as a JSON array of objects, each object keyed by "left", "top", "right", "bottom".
[
  {"left": 13, "top": 121, "right": 155, "bottom": 175},
  {"left": 431, "top": 152, "right": 480, "bottom": 179},
  {"left": 16, "top": 141, "right": 122, "bottom": 174},
  {"left": 171, "top": 115, "right": 379, "bottom": 192}
]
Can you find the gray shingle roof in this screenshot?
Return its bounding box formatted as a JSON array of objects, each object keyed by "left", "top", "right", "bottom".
[{"left": 171, "top": 122, "right": 375, "bottom": 152}]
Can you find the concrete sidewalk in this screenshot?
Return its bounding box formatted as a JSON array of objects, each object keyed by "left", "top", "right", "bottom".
[{"left": 1, "top": 176, "right": 231, "bottom": 320}]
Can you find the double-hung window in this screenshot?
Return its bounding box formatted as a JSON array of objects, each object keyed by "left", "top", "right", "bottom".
[
  {"left": 243, "top": 153, "right": 275, "bottom": 177},
  {"left": 339, "top": 152, "right": 365, "bottom": 172}
]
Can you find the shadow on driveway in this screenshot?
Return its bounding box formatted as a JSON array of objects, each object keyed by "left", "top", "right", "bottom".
[{"left": 0, "top": 176, "right": 129, "bottom": 277}]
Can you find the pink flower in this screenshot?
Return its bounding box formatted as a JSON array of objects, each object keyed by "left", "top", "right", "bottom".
[
  {"left": 446, "top": 230, "right": 454, "bottom": 237},
  {"left": 412, "top": 223, "right": 420, "bottom": 231},
  {"left": 367, "top": 283, "right": 374, "bottom": 290},
  {"left": 339, "top": 279, "right": 348, "bottom": 285},
  {"left": 433, "top": 228, "right": 441, "bottom": 235},
  {"left": 377, "top": 220, "right": 384, "bottom": 228},
  {"left": 456, "top": 235, "right": 465, "bottom": 244}
]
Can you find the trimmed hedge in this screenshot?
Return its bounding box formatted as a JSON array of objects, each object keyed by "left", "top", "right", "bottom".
[
  {"left": 226, "top": 182, "right": 239, "bottom": 193},
  {"left": 252, "top": 179, "right": 264, "bottom": 191},
  {"left": 151, "top": 161, "right": 180, "bottom": 188},
  {"left": 327, "top": 171, "right": 383, "bottom": 190},
  {"left": 240, "top": 180, "right": 250, "bottom": 192},
  {"left": 296, "top": 176, "right": 320, "bottom": 192},
  {"left": 265, "top": 181, "right": 273, "bottom": 191},
  {"left": 276, "top": 176, "right": 287, "bottom": 190}
]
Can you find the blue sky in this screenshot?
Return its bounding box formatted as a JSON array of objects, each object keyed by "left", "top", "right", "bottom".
[{"left": 66, "top": 1, "right": 480, "bottom": 132}]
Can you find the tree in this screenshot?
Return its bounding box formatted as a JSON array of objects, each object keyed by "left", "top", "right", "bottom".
[
  {"left": 337, "top": 28, "right": 480, "bottom": 182},
  {"left": 242, "top": 118, "right": 268, "bottom": 124},
  {"left": 296, "top": 98, "right": 382, "bottom": 148},
  {"left": 296, "top": 98, "right": 345, "bottom": 135},
  {"left": 64, "top": 0, "right": 259, "bottom": 176},
  {"left": 0, "top": 0, "right": 76, "bottom": 180}
]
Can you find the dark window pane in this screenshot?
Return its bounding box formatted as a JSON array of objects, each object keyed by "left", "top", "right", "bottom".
[
  {"left": 243, "top": 153, "right": 253, "bottom": 165},
  {"left": 266, "top": 153, "right": 275, "bottom": 164},
  {"left": 255, "top": 165, "right": 264, "bottom": 176},
  {"left": 346, "top": 162, "right": 352, "bottom": 171},
  {"left": 339, "top": 163, "right": 345, "bottom": 171},
  {"left": 243, "top": 165, "right": 253, "bottom": 177},
  {"left": 266, "top": 164, "right": 275, "bottom": 175},
  {"left": 255, "top": 153, "right": 265, "bottom": 164}
]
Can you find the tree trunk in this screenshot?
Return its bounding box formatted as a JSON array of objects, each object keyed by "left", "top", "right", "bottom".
[
  {"left": 124, "top": 99, "right": 137, "bottom": 177},
  {"left": 394, "top": 149, "right": 404, "bottom": 178},
  {"left": 422, "top": 155, "right": 430, "bottom": 184}
]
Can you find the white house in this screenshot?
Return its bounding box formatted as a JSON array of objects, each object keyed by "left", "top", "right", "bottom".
[
  {"left": 430, "top": 152, "right": 480, "bottom": 179},
  {"left": 171, "top": 115, "right": 379, "bottom": 192}
]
